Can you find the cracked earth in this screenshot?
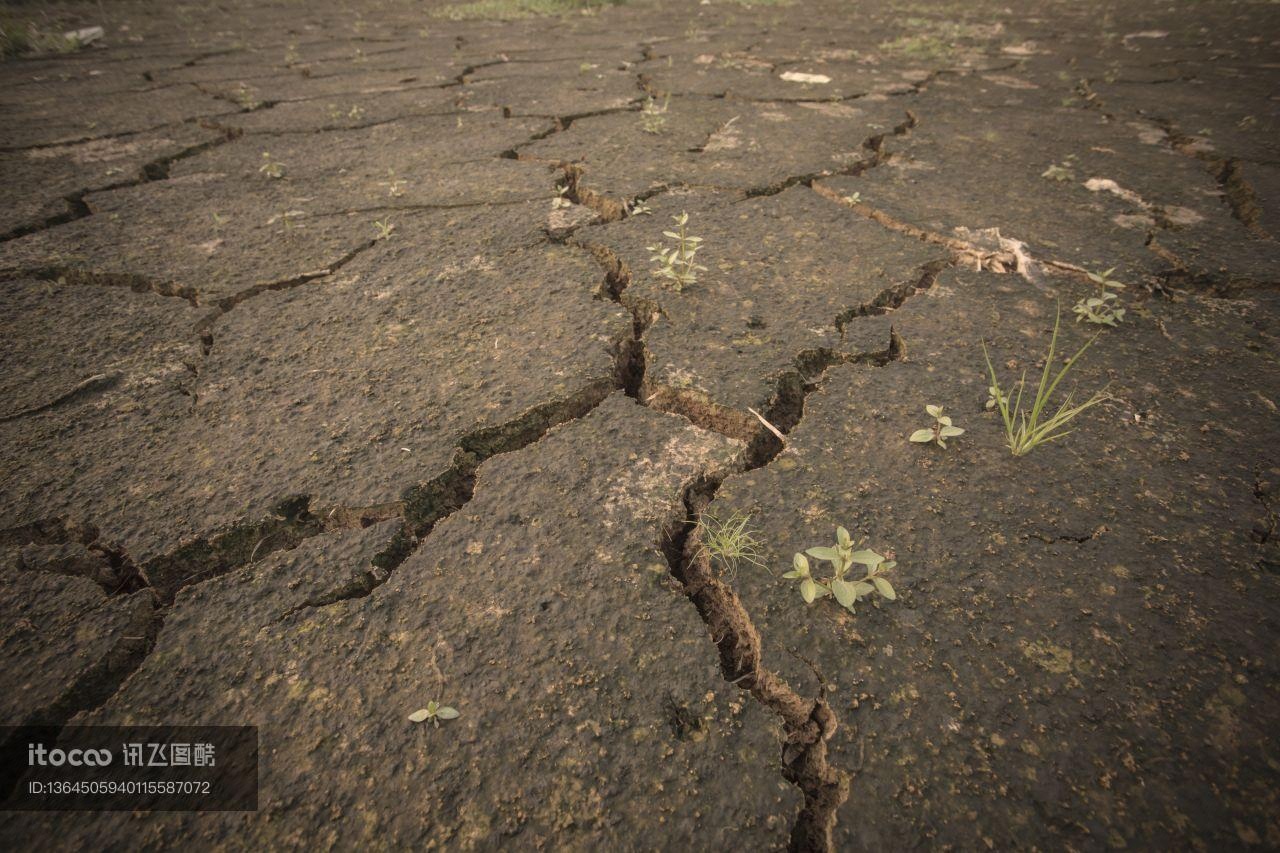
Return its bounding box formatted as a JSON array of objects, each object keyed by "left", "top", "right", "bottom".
[{"left": 1, "top": 0, "right": 1278, "bottom": 849}]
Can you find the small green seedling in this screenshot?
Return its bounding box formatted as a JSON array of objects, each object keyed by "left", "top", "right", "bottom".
[
  {"left": 374, "top": 219, "right": 396, "bottom": 240},
  {"left": 983, "top": 305, "right": 1110, "bottom": 456},
  {"left": 985, "top": 384, "right": 1007, "bottom": 411},
  {"left": 842, "top": 192, "right": 861, "bottom": 205},
  {"left": 697, "top": 509, "right": 767, "bottom": 578},
  {"left": 259, "top": 152, "right": 284, "bottom": 179},
  {"left": 1073, "top": 291, "right": 1125, "bottom": 326},
  {"left": 648, "top": 212, "right": 706, "bottom": 291},
  {"left": 1075, "top": 267, "right": 1126, "bottom": 326},
  {"left": 1085, "top": 267, "right": 1125, "bottom": 291},
  {"left": 910, "top": 405, "right": 964, "bottom": 448},
  {"left": 626, "top": 199, "right": 652, "bottom": 216},
  {"left": 783, "top": 526, "right": 896, "bottom": 613},
  {"left": 640, "top": 94, "right": 670, "bottom": 134},
  {"left": 408, "top": 700, "right": 459, "bottom": 727},
  {"left": 551, "top": 183, "right": 572, "bottom": 209}
]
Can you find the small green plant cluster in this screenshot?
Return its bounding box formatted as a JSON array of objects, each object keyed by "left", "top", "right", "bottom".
[
  {"left": 910, "top": 405, "right": 964, "bottom": 448},
  {"left": 408, "top": 700, "right": 459, "bottom": 727},
  {"left": 640, "top": 95, "right": 670, "bottom": 134},
  {"left": 983, "top": 306, "right": 1109, "bottom": 456},
  {"left": 784, "top": 526, "right": 896, "bottom": 612},
  {"left": 373, "top": 219, "right": 395, "bottom": 240},
  {"left": 648, "top": 212, "right": 706, "bottom": 291},
  {"left": 1074, "top": 267, "right": 1126, "bottom": 326}
]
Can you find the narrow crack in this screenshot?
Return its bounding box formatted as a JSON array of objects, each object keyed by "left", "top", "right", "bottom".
[
  {"left": 1023, "top": 525, "right": 1108, "bottom": 544},
  {"left": 0, "top": 371, "right": 124, "bottom": 423},
  {"left": 0, "top": 592, "right": 162, "bottom": 803},
  {"left": 1114, "top": 113, "right": 1270, "bottom": 241},
  {"left": 193, "top": 238, "right": 378, "bottom": 331},
  {"left": 1, "top": 124, "right": 242, "bottom": 245},
  {"left": 1215, "top": 157, "right": 1268, "bottom": 239},
  {"left": 661, "top": 475, "right": 848, "bottom": 852},
  {"left": 283, "top": 377, "right": 623, "bottom": 614},
  {"left": 0, "top": 265, "right": 200, "bottom": 304}
]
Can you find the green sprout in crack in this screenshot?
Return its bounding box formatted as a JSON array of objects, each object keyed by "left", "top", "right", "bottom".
[
  {"left": 373, "top": 219, "right": 396, "bottom": 240},
  {"left": 983, "top": 305, "right": 1111, "bottom": 456},
  {"left": 909, "top": 404, "right": 964, "bottom": 449},
  {"left": 640, "top": 94, "right": 670, "bottom": 134},
  {"left": 259, "top": 152, "right": 284, "bottom": 179},
  {"left": 625, "top": 198, "right": 652, "bottom": 216},
  {"left": 784, "top": 526, "right": 896, "bottom": 612},
  {"left": 408, "top": 700, "right": 459, "bottom": 727},
  {"left": 1074, "top": 267, "right": 1126, "bottom": 327},
  {"left": 648, "top": 212, "right": 706, "bottom": 292},
  {"left": 697, "top": 509, "right": 768, "bottom": 580},
  {"left": 551, "top": 182, "right": 573, "bottom": 210}
]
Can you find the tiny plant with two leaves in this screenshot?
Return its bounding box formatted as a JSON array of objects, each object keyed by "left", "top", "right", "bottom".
[
  {"left": 551, "top": 183, "right": 572, "bottom": 209},
  {"left": 697, "top": 509, "right": 767, "bottom": 579},
  {"left": 408, "top": 700, "right": 459, "bottom": 727},
  {"left": 784, "top": 526, "right": 896, "bottom": 613},
  {"left": 648, "top": 212, "right": 707, "bottom": 291},
  {"left": 910, "top": 405, "right": 964, "bottom": 448},
  {"left": 1074, "top": 266, "right": 1126, "bottom": 327},
  {"left": 983, "top": 305, "right": 1110, "bottom": 456}
]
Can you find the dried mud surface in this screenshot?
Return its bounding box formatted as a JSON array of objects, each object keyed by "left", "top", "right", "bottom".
[{"left": 0, "top": 0, "right": 1277, "bottom": 849}]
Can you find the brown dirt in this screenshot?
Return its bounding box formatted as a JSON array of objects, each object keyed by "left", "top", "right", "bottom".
[{"left": 1, "top": 0, "right": 1277, "bottom": 849}]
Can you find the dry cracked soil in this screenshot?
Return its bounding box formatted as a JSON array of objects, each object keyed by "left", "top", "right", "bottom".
[{"left": 0, "top": 0, "right": 1278, "bottom": 850}]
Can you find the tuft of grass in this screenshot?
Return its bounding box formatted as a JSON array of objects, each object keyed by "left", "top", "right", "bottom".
[
  {"left": 433, "top": 0, "right": 623, "bottom": 21},
  {"left": 878, "top": 34, "right": 953, "bottom": 61},
  {"left": 0, "top": 15, "right": 77, "bottom": 60},
  {"left": 983, "top": 305, "right": 1110, "bottom": 456},
  {"left": 697, "top": 509, "right": 767, "bottom": 578}
]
